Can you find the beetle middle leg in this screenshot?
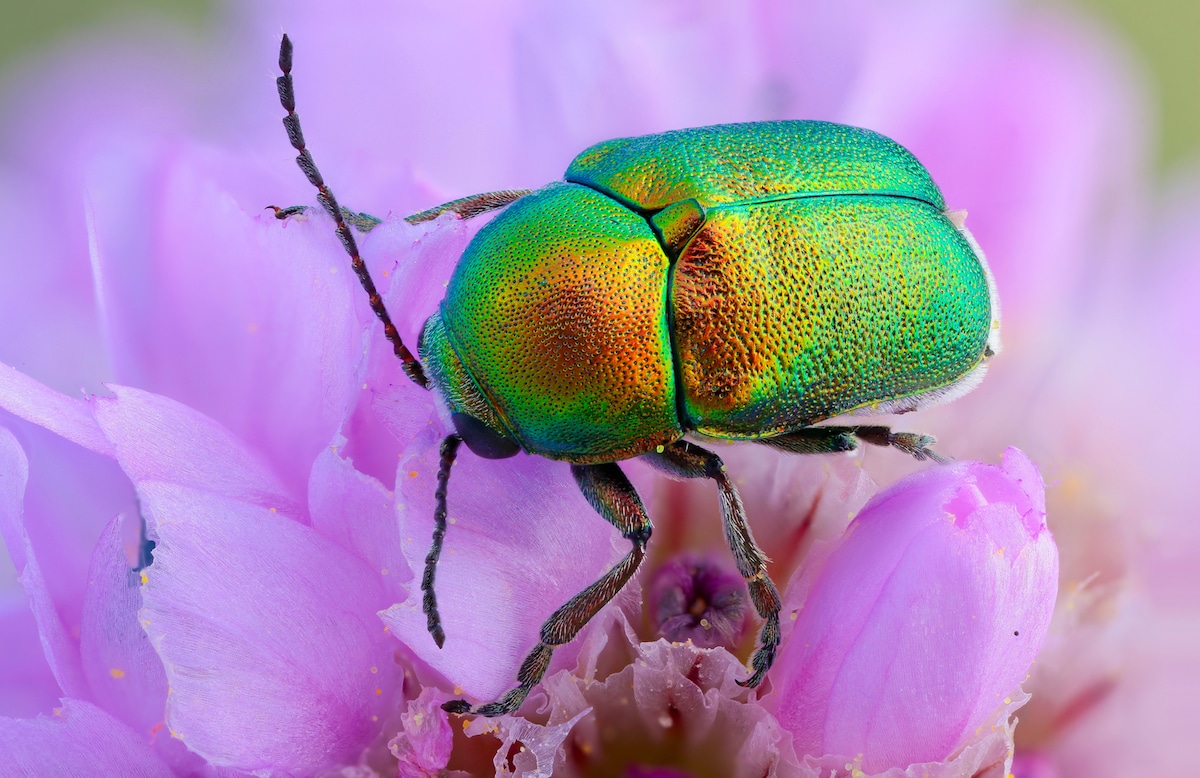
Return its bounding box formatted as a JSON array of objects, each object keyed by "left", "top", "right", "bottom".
[
  {"left": 760, "top": 425, "right": 949, "bottom": 463},
  {"left": 442, "top": 462, "right": 651, "bottom": 717},
  {"left": 404, "top": 189, "right": 532, "bottom": 223},
  {"left": 641, "top": 440, "right": 782, "bottom": 689}
]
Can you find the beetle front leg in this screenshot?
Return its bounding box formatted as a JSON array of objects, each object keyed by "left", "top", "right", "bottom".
[
  {"left": 267, "top": 204, "right": 383, "bottom": 233},
  {"left": 443, "top": 462, "right": 651, "bottom": 717},
  {"left": 641, "top": 441, "right": 781, "bottom": 689},
  {"left": 761, "top": 425, "right": 949, "bottom": 464}
]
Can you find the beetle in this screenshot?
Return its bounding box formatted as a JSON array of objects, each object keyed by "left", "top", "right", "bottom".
[{"left": 273, "top": 35, "right": 1000, "bottom": 717}]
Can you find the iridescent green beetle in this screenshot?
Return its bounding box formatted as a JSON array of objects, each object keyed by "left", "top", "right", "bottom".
[{"left": 274, "top": 35, "right": 999, "bottom": 718}]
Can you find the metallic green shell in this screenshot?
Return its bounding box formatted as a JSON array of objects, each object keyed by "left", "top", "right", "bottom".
[
  {"left": 438, "top": 182, "right": 682, "bottom": 463},
  {"left": 566, "top": 120, "right": 945, "bottom": 211},
  {"left": 429, "top": 120, "right": 995, "bottom": 460},
  {"left": 670, "top": 195, "right": 992, "bottom": 437}
]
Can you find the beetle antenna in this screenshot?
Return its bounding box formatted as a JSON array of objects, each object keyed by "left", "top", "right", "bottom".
[
  {"left": 423, "top": 433, "right": 462, "bottom": 648},
  {"left": 275, "top": 34, "right": 429, "bottom": 389}
]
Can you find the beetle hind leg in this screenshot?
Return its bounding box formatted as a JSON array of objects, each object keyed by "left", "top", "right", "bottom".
[
  {"left": 443, "top": 462, "right": 651, "bottom": 717},
  {"left": 641, "top": 440, "right": 782, "bottom": 690},
  {"left": 761, "top": 425, "right": 949, "bottom": 464}
]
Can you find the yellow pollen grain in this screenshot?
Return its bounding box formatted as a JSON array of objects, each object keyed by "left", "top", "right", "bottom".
[
  {"left": 789, "top": 612, "right": 798, "bottom": 621},
  {"left": 109, "top": 668, "right": 126, "bottom": 679},
  {"left": 53, "top": 708, "right": 62, "bottom": 716},
  {"left": 383, "top": 626, "right": 389, "bottom": 632},
  {"left": 449, "top": 517, "right": 456, "bottom": 525},
  {"left": 996, "top": 547, "right": 1004, "bottom": 556},
  {"left": 454, "top": 686, "right": 463, "bottom": 695},
  {"left": 362, "top": 383, "right": 369, "bottom": 390},
  {"left": 372, "top": 715, "right": 378, "bottom": 722},
  {"left": 370, "top": 666, "right": 378, "bottom": 674},
  {"left": 375, "top": 688, "right": 382, "bottom": 696},
  {"left": 269, "top": 507, "right": 277, "bottom": 513},
  {"left": 1004, "top": 696, "right": 1012, "bottom": 704},
  {"left": 413, "top": 712, "right": 425, "bottom": 726},
  {"left": 462, "top": 720, "right": 470, "bottom": 732},
  {"left": 140, "top": 572, "right": 148, "bottom": 585},
  {"left": 409, "top": 471, "right": 419, "bottom": 478},
  {"left": 700, "top": 618, "right": 711, "bottom": 629},
  {"left": 656, "top": 444, "right": 664, "bottom": 453},
  {"left": 381, "top": 568, "right": 389, "bottom": 576}
]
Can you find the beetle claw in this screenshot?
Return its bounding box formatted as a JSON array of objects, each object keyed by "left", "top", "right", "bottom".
[{"left": 441, "top": 699, "right": 472, "bottom": 715}]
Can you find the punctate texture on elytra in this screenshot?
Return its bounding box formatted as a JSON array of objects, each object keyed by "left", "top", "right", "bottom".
[
  {"left": 429, "top": 120, "right": 997, "bottom": 463},
  {"left": 772, "top": 447, "right": 1058, "bottom": 772}
]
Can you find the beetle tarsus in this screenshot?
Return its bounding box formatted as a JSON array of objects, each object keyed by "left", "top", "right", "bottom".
[
  {"left": 762, "top": 425, "right": 950, "bottom": 464},
  {"left": 737, "top": 611, "right": 779, "bottom": 688},
  {"left": 441, "top": 699, "right": 472, "bottom": 715},
  {"left": 854, "top": 427, "right": 951, "bottom": 463},
  {"left": 441, "top": 643, "right": 551, "bottom": 716}
]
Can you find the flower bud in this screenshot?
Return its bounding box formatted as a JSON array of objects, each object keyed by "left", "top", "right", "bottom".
[{"left": 771, "top": 448, "right": 1058, "bottom": 773}]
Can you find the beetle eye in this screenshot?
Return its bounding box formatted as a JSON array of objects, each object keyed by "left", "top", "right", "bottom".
[{"left": 452, "top": 412, "right": 520, "bottom": 459}]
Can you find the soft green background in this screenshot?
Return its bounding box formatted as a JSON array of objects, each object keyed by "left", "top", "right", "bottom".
[{"left": 0, "top": 0, "right": 1196, "bottom": 169}]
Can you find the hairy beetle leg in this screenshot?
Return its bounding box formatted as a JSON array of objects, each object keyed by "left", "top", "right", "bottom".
[
  {"left": 404, "top": 189, "right": 533, "bottom": 224},
  {"left": 642, "top": 440, "right": 782, "bottom": 690},
  {"left": 761, "top": 425, "right": 949, "bottom": 464},
  {"left": 267, "top": 204, "right": 383, "bottom": 233},
  {"left": 443, "top": 462, "right": 651, "bottom": 717}
]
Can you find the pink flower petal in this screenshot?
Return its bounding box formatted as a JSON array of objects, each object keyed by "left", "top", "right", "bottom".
[
  {"left": 92, "top": 384, "right": 299, "bottom": 516},
  {"left": 138, "top": 481, "right": 398, "bottom": 775},
  {"left": 0, "top": 602, "right": 60, "bottom": 717},
  {"left": 531, "top": 633, "right": 803, "bottom": 777},
  {"left": 0, "top": 427, "right": 88, "bottom": 700},
  {"left": 389, "top": 688, "right": 454, "bottom": 778},
  {"left": 309, "top": 443, "right": 411, "bottom": 603},
  {"left": 0, "top": 699, "right": 174, "bottom": 778},
  {"left": 78, "top": 515, "right": 168, "bottom": 747},
  {"left": 0, "top": 363, "right": 112, "bottom": 457},
  {"left": 772, "top": 449, "right": 1058, "bottom": 772},
  {"left": 89, "top": 148, "right": 364, "bottom": 497}
]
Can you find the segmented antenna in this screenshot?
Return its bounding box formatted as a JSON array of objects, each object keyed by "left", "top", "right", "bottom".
[{"left": 276, "top": 34, "right": 429, "bottom": 389}]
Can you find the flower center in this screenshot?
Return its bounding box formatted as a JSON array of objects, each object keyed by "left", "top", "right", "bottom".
[{"left": 647, "top": 553, "right": 750, "bottom": 651}]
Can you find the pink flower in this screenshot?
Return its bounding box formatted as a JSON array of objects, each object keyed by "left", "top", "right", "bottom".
[
  {"left": 770, "top": 448, "right": 1058, "bottom": 774},
  {"left": 0, "top": 0, "right": 1169, "bottom": 775}
]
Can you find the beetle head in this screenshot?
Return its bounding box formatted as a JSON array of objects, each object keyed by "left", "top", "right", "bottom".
[{"left": 419, "top": 313, "right": 521, "bottom": 459}]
